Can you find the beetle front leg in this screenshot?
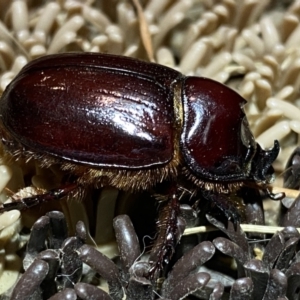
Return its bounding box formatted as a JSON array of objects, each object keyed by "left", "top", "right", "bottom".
[
  {"left": 201, "top": 191, "right": 244, "bottom": 224},
  {"left": 0, "top": 183, "right": 78, "bottom": 213},
  {"left": 148, "top": 187, "right": 186, "bottom": 278}
]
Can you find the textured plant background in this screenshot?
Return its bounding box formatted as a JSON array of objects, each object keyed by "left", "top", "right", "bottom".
[{"left": 0, "top": 0, "right": 300, "bottom": 299}]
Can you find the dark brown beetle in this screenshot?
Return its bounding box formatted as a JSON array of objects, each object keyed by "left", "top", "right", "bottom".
[
  {"left": 0, "top": 53, "right": 279, "bottom": 274},
  {"left": 0, "top": 53, "right": 279, "bottom": 192}
]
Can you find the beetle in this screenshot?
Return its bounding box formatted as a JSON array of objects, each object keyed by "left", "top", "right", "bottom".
[{"left": 0, "top": 52, "right": 279, "bottom": 274}]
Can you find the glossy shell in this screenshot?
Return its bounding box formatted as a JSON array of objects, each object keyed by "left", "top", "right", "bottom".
[
  {"left": 0, "top": 53, "right": 181, "bottom": 168},
  {"left": 181, "top": 77, "right": 256, "bottom": 181}
]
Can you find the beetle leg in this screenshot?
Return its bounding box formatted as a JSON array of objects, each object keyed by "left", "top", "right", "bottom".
[
  {"left": 148, "top": 188, "right": 186, "bottom": 278},
  {"left": 0, "top": 183, "right": 78, "bottom": 213},
  {"left": 263, "top": 187, "right": 285, "bottom": 200},
  {"left": 201, "top": 191, "right": 244, "bottom": 225}
]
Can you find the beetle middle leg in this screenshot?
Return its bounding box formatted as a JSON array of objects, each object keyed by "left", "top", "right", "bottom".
[
  {"left": 148, "top": 186, "right": 186, "bottom": 277},
  {"left": 0, "top": 183, "right": 78, "bottom": 213}
]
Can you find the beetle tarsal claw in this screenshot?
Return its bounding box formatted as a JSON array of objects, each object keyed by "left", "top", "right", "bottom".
[{"left": 264, "top": 186, "right": 285, "bottom": 201}]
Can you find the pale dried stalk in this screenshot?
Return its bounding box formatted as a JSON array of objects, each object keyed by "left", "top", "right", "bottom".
[{"left": 184, "top": 224, "right": 300, "bottom": 236}]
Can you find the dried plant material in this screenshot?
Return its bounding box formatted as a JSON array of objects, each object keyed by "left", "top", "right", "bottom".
[
  {"left": 0, "top": 210, "right": 20, "bottom": 231},
  {"left": 229, "top": 278, "right": 254, "bottom": 300},
  {"left": 269, "top": 186, "right": 300, "bottom": 199},
  {"left": 283, "top": 147, "right": 300, "bottom": 190},
  {"left": 10, "top": 259, "right": 49, "bottom": 299},
  {"left": 2, "top": 1, "right": 300, "bottom": 299},
  {"left": 6, "top": 212, "right": 218, "bottom": 299},
  {"left": 207, "top": 215, "right": 300, "bottom": 299},
  {"left": 184, "top": 223, "right": 300, "bottom": 235},
  {"left": 131, "top": 0, "right": 154, "bottom": 62}
]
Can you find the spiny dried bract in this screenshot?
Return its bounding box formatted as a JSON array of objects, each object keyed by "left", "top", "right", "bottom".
[
  {"left": 4, "top": 211, "right": 218, "bottom": 300},
  {"left": 210, "top": 216, "right": 300, "bottom": 300},
  {"left": 7, "top": 211, "right": 86, "bottom": 299},
  {"left": 89, "top": 214, "right": 215, "bottom": 300},
  {"left": 6, "top": 180, "right": 300, "bottom": 300}
]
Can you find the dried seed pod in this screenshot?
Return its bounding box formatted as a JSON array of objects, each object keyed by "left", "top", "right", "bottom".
[
  {"left": 11, "top": 259, "right": 49, "bottom": 299},
  {"left": 162, "top": 241, "right": 215, "bottom": 293},
  {"left": 59, "top": 236, "right": 84, "bottom": 289},
  {"left": 286, "top": 262, "right": 300, "bottom": 299},
  {"left": 78, "top": 244, "right": 123, "bottom": 299},
  {"left": 167, "top": 272, "right": 210, "bottom": 300},
  {"left": 48, "top": 288, "right": 77, "bottom": 300},
  {"left": 74, "top": 282, "right": 112, "bottom": 300},
  {"left": 263, "top": 269, "right": 287, "bottom": 300},
  {"left": 280, "top": 195, "right": 300, "bottom": 227},
  {"left": 113, "top": 215, "right": 141, "bottom": 274},
  {"left": 23, "top": 215, "right": 50, "bottom": 270},
  {"left": 244, "top": 259, "right": 269, "bottom": 300},
  {"left": 229, "top": 278, "right": 253, "bottom": 300},
  {"left": 213, "top": 237, "right": 249, "bottom": 267},
  {"left": 38, "top": 249, "right": 60, "bottom": 297},
  {"left": 283, "top": 147, "right": 300, "bottom": 190},
  {"left": 46, "top": 211, "right": 68, "bottom": 249}
]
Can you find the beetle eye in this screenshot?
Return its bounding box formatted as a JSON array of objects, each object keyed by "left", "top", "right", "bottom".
[
  {"left": 240, "top": 116, "right": 255, "bottom": 148},
  {"left": 239, "top": 116, "right": 258, "bottom": 169}
]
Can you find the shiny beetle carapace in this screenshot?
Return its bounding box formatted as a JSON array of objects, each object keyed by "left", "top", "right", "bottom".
[
  {"left": 0, "top": 53, "right": 279, "bottom": 193},
  {"left": 0, "top": 53, "right": 279, "bottom": 273}
]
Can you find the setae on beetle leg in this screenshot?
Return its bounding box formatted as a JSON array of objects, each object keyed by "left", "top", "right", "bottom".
[
  {"left": 0, "top": 183, "right": 78, "bottom": 213},
  {"left": 148, "top": 186, "right": 186, "bottom": 278}
]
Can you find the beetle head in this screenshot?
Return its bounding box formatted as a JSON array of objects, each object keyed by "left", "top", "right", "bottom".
[{"left": 180, "top": 77, "right": 279, "bottom": 190}]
